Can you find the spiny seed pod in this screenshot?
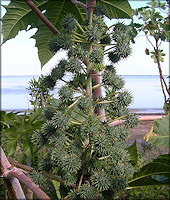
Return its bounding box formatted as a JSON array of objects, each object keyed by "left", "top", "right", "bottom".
[
  {"left": 92, "top": 15, "right": 107, "bottom": 32},
  {"left": 94, "top": 135, "right": 112, "bottom": 156},
  {"left": 58, "top": 85, "right": 73, "bottom": 103},
  {"left": 67, "top": 189, "right": 79, "bottom": 199},
  {"left": 49, "top": 134, "right": 67, "bottom": 148},
  {"left": 68, "top": 44, "right": 86, "bottom": 60},
  {"left": 49, "top": 33, "right": 72, "bottom": 53},
  {"left": 42, "top": 75, "right": 56, "bottom": 90},
  {"left": 92, "top": 63, "right": 105, "bottom": 72},
  {"left": 103, "top": 71, "right": 125, "bottom": 91},
  {"left": 79, "top": 184, "right": 97, "bottom": 200},
  {"left": 77, "top": 96, "right": 91, "bottom": 113},
  {"left": 62, "top": 172, "right": 77, "bottom": 186},
  {"left": 30, "top": 171, "right": 47, "bottom": 187},
  {"left": 80, "top": 116, "right": 99, "bottom": 139},
  {"left": 125, "top": 113, "right": 139, "bottom": 129},
  {"left": 51, "top": 66, "right": 65, "bottom": 81},
  {"left": 100, "top": 35, "right": 111, "bottom": 44},
  {"left": 102, "top": 69, "right": 116, "bottom": 85},
  {"left": 91, "top": 172, "right": 111, "bottom": 192},
  {"left": 51, "top": 112, "right": 69, "bottom": 130},
  {"left": 62, "top": 154, "right": 81, "bottom": 173},
  {"left": 111, "top": 177, "right": 127, "bottom": 192},
  {"left": 85, "top": 25, "right": 101, "bottom": 43},
  {"left": 115, "top": 43, "right": 132, "bottom": 59},
  {"left": 105, "top": 65, "right": 116, "bottom": 72},
  {"left": 58, "top": 59, "right": 69, "bottom": 69},
  {"left": 89, "top": 48, "right": 104, "bottom": 64},
  {"left": 41, "top": 121, "right": 57, "bottom": 137},
  {"left": 32, "top": 130, "right": 48, "bottom": 146},
  {"left": 66, "top": 57, "right": 83, "bottom": 73},
  {"left": 108, "top": 52, "right": 121, "bottom": 63},
  {"left": 61, "top": 14, "right": 76, "bottom": 32},
  {"left": 108, "top": 43, "right": 131, "bottom": 63},
  {"left": 49, "top": 37, "right": 61, "bottom": 53},
  {"left": 69, "top": 73, "right": 87, "bottom": 89},
  {"left": 51, "top": 148, "right": 68, "bottom": 165},
  {"left": 39, "top": 158, "right": 54, "bottom": 172},
  {"left": 113, "top": 22, "right": 127, "bottom": 32},
  {"left": 117, "top": 90, "right": 133, "bottom": 107},
  {"left": 43, "top": 107, "right": 55, "bottom": 120}
]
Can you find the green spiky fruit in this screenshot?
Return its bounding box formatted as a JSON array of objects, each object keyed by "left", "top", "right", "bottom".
[
  {"left": 108, "top": 52, "right": 121, "bottom": 63},
  {"left": 113, "top": 22, "right": 127, "bottom": 32},
  {"left": 91, "top": 172, "right": 111, "bottom": 192},
  {"left": 100, "top": 35, "right": 111, "bottom": 44},
  {"left": 68, "top": 44, "right": 86, "bottom": 60},
  {"left": 41, "top": 121, "right": 57, "bottom": 137},
  {"left": 108, "top": 43, "right": 131, "bottom": 63},
  {"left": 39, "top": 158, "right": 54, "bottom": 172},
  {"left": 125, "top": 113, "right": 139, "bottom": 128},
  {"left": 42, "top": 75, "right": 56, "bottom": 90},
  {"left": 43, "top": 107, "right": 55, "bottom": 120},
  {"left": 92, "top": 15, "right": 107, "bottom": 32},
  {"left": 51, "top": 65, "right": 65, "bottom": 81},
  {"left": 32, "top": 130, "right": 48, "bottom": 146},
  {"left": 66, "top": 57, "right": 83, "bottom": 73},
  {"left": 49, "top": 33, "right": 72, "bottom": 53},
  {"left": 69, "top": 73, "right": 87, "bottom": 89},
  {"left": 30, "top": 171, "right": 47, "bottom": 187},
  {"left": 58, "top": 85, "right": 73, "bottom": 105},
  {"left": 51, "top": 111, "right": 69, "bottom": 130},
  {"left": 85, "top": 25, "right": 101, "bottom": 43},
  {"left": 62, "top": 14, "right": 77, "bottom": 33},
  {"left": 79, "top": 184, "right": 97, "bottom": 200},
  {"left": 117, "top": 90, "right": 133, "bottom": 107},
  {"left": 89, "top": 48, "right": 104, "bottom": 64},
  {"left": 77, "top": 96, "right": 91, "bottom": 113}
]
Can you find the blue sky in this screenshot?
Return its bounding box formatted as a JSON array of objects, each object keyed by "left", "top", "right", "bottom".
[{"left": 1, "top": 0, "right": 169, "bottom": 76}]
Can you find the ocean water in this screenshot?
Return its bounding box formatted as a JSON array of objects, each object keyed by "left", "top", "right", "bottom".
[{"left": 1, "top": 75, "right": 168, "bottom": 113}]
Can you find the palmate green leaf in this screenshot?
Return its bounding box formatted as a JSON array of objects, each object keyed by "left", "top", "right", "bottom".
[
  {"left": 128, "top": 154, "right": 170, "bottom": 188},
  {"left": 1, "top": 111, "right": 43, "bottom": 158},
  {"left": 99, "top": 0, "right": 133, "bottom": 19},
  {"left": 144, "top": 115, "right": 170, "bottom": 148},
  {"left": 1, "top": 0, "right": 86, "bottom": 67},
  {"left": 1, "top": 0, "right": 47, "bottom": 43}
]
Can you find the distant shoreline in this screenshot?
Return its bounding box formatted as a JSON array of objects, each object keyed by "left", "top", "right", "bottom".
[
  {"left": 1, "top": 108, "right": 166, "bottom": 115},
  {"left": 1, "top": 74, "right": 169, "bottom": 77}
]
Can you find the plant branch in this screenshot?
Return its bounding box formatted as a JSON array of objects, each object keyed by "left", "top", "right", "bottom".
[
  {"left": 0, "top": 147, "right": 26, "bottom": 199},
  {"left": 24, "top": 0, "right": 59, "bottom": 34},
  {"left": 8, "top": 158, "right": 78, "bottom": 189},
  {"left": 71, "top": 0, "right": 87, "bottom": 10}
]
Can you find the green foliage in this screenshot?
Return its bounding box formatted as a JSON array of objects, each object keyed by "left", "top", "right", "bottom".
[
  {"left": 1, "top": 2, "right": 141, "bottom": 199},
  {"left": 144, "top": 115, "right": 170, "bottom": 148},
  {"left": 27, "top": 75, "right": 54, "bottom": 110},
  {"left": 1, "top": 111, "right": 43, "bottom": 158},
  {"left": 126, "top": 141, "right": 138, "bottom": 166},
  {"left": 128, "top": 0, "right": 170, "bottom": 107},
  {"left": 2, "top": 0, "right": 132, "bottom": 67},
  {"left": 128, "top": 154, "right": 170, "bottom": 188}
]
